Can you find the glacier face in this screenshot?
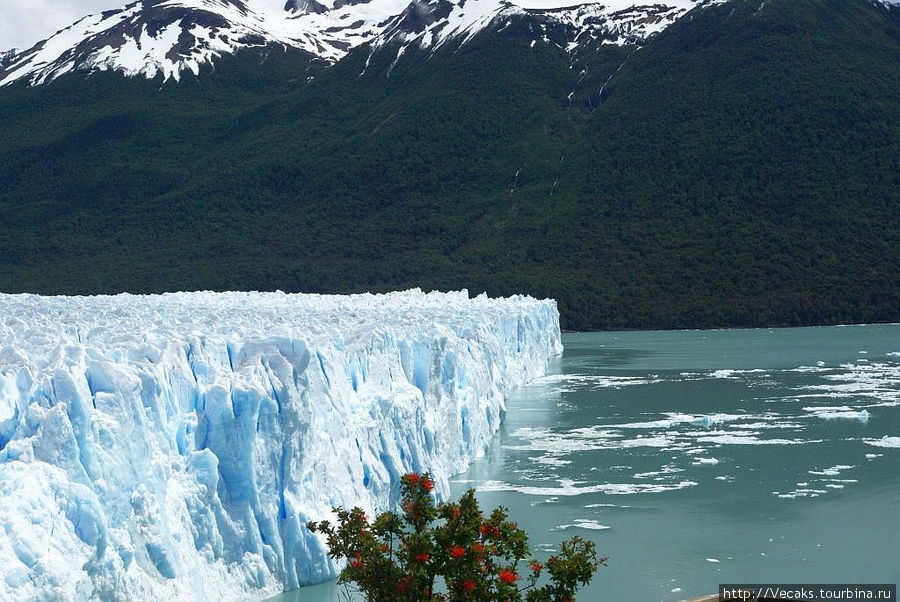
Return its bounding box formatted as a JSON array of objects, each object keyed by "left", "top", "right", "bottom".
[{"left": 0, "top": 290, "right": 561, "bottom": 601}]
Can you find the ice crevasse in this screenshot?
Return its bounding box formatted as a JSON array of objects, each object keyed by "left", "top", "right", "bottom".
[{"left": 0, "top": 290, "right": 562, "bottom": 601}]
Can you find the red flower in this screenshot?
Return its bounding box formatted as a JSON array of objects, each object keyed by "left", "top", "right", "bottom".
[
  {"left": 414, "top": 552, "right": 430, "bottom": 563},
  {"left": 530, "top": 561, "right": 543, "bottom": 574},
  {"left": 498, "top": 569, "right": 518, "bottom": 584},
  {"left": 479, "top": 524, "right": 500, "bottom": 537},
  {"left": 422, "top": 477, "right": 434, "bottom": 492},
  {"left": 462, "top": 579, "right": 476, "bottom": 592},
  {"left": 397, "top": 577, "right": 410, "bottom": 593},
  {"left": 350, "top": 559, "right": 363, "bottom": 569},
  {"left": 473, "top": 543, "right": 485, "bottom": 555},
  {"left": 406, "top": 473, "right": 420, "bottom": 484},
  {"left": 450, "top": 545, "right": 466, "bottom": 559}
]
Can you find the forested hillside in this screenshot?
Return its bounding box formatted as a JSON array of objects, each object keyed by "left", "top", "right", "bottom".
[{"left": 1, "top": 0, "right": 898, "bottom": 329}]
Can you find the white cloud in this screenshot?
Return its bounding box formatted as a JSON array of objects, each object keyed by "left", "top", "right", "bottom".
[{"left": 0, "top": 1, "right": 124, "bottom": 51}]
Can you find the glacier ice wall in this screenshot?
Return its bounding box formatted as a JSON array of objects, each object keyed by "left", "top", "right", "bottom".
[{"left": 0, "top": 290, "right": 561, "bottom": 601}]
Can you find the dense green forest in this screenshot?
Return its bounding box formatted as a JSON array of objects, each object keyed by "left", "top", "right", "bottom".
[{"left": 1, "top": 0, "right": 898, "bottom": 330}]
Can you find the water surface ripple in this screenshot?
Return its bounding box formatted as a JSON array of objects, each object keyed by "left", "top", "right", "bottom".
[{"left": 451, "top": 326, "right": 900, "bottom": 601}]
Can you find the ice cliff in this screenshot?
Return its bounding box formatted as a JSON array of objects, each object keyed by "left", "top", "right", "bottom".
[{"left": 0, "top": 290, "right": 561, "bottom": 601}]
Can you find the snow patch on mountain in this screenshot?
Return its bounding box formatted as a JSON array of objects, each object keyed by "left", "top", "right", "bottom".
[
  {"left": 525, "top": 2, "right": 695, "bottom": 49},
  {"left": 0, "top": 0, "right": 710, "bottom": 86},
  {"left": 0, "top": 290, "right": 561, "bottom": 600}
]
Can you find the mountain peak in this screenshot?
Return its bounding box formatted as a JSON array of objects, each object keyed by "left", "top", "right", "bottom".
[{"left": 0, "top": 0, "right": 708, "bottom": 87}]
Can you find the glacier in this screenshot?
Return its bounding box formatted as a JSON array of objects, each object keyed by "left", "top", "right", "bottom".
[{"left": 0, "top": 290, "right": 562, "bottom": 601}]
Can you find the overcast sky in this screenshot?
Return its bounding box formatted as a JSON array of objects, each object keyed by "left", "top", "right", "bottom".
[{"left": 1, "top": 1, "right": 124, "bottom": 50}]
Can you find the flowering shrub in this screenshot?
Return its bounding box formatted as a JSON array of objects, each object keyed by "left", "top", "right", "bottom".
[{"left": 307, "top": 472, "right": 606, "bottom": 601}]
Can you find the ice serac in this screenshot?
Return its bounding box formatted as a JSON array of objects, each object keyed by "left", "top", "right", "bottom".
[{"left": 0, "top": 290, "right": 561, "bottom": 601}]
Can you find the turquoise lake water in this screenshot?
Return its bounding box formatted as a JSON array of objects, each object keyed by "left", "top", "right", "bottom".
[{"left": 272, "top": 325, "right": 900, "bottom": 601}]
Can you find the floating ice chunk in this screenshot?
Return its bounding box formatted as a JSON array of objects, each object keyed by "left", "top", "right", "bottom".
[
  {"left": 610, "top": 412, "right": 744, "bottom": 430},
  {"left": 691, "top": 457, "right": 720, "bottom": 466},
  {"left": 706, "top": 558, "right": 720, "bottom": 563},
  {"left": 619, "top": 435, "right": 675, "bottom": 448},
  {"left": 535, "top": 374, "right": 661, "bottom": 391},
  {"left": 808, "top": 465, "right": 854, "bottom": 477},
  {"left": 692, "top": 415, "right": 716, "bottom": 428},
  {"left": 634, "top": 465, "right": 685, "bottom": 479},
  {"left": 531, "top": 497, "right": 559, "bottom": 506},
  {"left": 709, "top": 369, "right": 766, "bottom": 379},
  {"left": 476, "top": 478, "right": 698, "bottom": 496},
  {"left": 864, "top": 436, "right": 900, "bottom": 448},
  {"left": 532, "top": 455, "right": 572, "bottom": 466},
  {"left": 697, "top": 433, "right": 809, "bottom": 445},
  {"left": 803, "top": 406, "right": 870, "bottom": 421},
  {"left": 554, "top": 519, "right": 610, "bottom": 531},
  {"left": 776, "top": 488, "right": 828, "bottom": 499}
]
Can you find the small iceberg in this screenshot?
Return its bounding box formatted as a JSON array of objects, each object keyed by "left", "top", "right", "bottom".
[
  {"left": 808, "top": 465, "right": 855, "bottom": 477},
  {"left": 691, "top": 415, "right": 723, "bottom": 428},
  {"left": 820, "top": 409, "right": 868, "bottom": 421},
  {"left": 803, "top": 406, "right": 870, "bottom": 421},
  {"left": 554, "top": 519, "right": 611, "bottom": 531},
  {"left": 864, "top": 436, "right": 900, "bottom": 449},
  {"left": 691, "top": 457, "right": 720, "bottom": 466}
]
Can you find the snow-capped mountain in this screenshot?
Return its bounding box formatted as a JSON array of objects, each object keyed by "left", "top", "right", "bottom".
[{"left": 0, "top": 0, "right": 705, "bottom": 86}]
